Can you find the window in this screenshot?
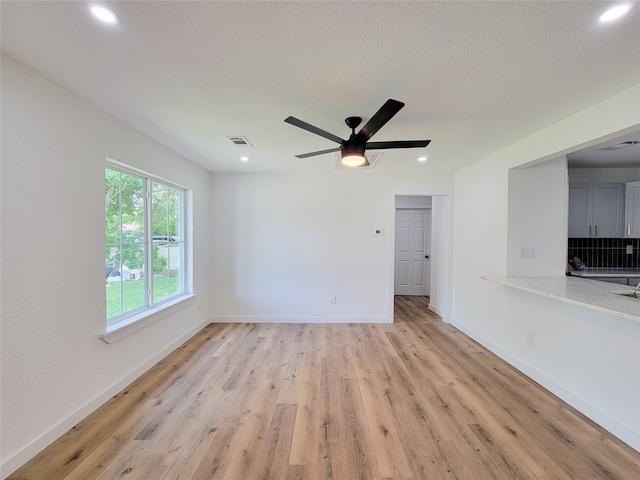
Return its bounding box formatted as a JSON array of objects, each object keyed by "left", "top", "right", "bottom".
[{"left": 105, "top": 162, "right": 189, "bottom": 330}]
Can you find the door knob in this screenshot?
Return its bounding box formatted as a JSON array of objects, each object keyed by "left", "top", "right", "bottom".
[{"left": 425, "top": 255, "right": 429, "bottom": 259}]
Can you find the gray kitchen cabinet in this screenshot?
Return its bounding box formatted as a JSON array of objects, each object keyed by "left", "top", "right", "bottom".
[
  {"left": 568, "top": 183, "right": 625, "bottom": 238},
  {"left": 625, "top": 181, "right": 640, "bottom": 239}
]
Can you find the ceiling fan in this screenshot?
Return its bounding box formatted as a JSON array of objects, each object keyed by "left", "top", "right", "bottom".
[{"left": 285, "top": 99, "right": 430, "bottom": 167}]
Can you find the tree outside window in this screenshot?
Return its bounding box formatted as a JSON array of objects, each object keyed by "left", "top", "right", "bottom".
[{"left": 105, "top": 166, "right": 185, "bottom": 324}]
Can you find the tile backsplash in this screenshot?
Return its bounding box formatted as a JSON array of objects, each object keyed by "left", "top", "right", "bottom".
[{"left": 568, "top": 238, "right": 639, "bottom": 269}]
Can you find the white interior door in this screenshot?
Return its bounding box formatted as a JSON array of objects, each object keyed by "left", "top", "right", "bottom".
[{"left": 395, "top": 208, "right": 431, "bottom": 296}]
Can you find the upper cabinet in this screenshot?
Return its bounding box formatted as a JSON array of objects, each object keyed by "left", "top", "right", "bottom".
[
  {"left": 568, "top": 184, "right": 592, "bottom": 237},
  {"left": 625, "top": 181, "right": 640, "bottom": 238},
  {"left": 568, "top": 183, "right": 625, "bottom": 238}
]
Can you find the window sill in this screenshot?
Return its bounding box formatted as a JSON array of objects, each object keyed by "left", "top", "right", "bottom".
[{"left": 100, "top": 294, "right": 197, "bottom": 343}]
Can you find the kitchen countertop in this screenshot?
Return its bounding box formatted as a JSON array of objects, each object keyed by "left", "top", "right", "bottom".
[
  {"left": 568, "top": 268, "right": 640, "bottom": 278},
  {"left": 482, "top": 275, "right": 640, "bottom": 322}
]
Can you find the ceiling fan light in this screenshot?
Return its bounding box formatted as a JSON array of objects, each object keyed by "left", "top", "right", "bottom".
[
  {"left": 341, "top": 153, "right": 367, "bottom": 167},
  {"left": 340, "top": 142, "right": 367, "bottom": 167}
]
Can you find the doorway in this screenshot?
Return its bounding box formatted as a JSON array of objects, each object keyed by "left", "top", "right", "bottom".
[{"left": 388, "top": 191, "right": 453, "bottom": 324}]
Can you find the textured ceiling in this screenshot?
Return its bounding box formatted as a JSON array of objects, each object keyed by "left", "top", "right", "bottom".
[{"left": 1, "top": 1, "right": 639, "bottom": 173}]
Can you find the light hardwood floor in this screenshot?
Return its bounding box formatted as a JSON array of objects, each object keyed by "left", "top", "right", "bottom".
[{"left": 8, "top": 296, "right": 640, "bottom": 479}]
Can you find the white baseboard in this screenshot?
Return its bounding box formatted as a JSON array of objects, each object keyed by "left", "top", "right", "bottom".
[
  {"left": 211, "top": 315, "right": 389, "bottom": 324},
  {"left": 1, "top": 319, "right": 211, "bottom": 479},
  {"left": 428, "top": 304, "right": 453, "bottom": 324},
  {"left": 450, "top": 317, "right": 640, "bottom": 452},
  {"left": 427, "top": 302, "right": 452, "bottom": 324},
  {"left": 427, "top": 303, "right": 441, "bottom": 316}
]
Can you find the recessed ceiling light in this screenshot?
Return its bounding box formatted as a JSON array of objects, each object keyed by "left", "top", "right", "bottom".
[
  {"left": 418, "top": 156, "right": 428, "bottom": 162},
  {"left": 240, "top": 156, "right": 249, "bottom": 162},
  {"left": 90, "top": 5, "right": 120, "bottom": 24},
  {"left": 599, "top": 3, "right": 632, "bottom": 22}
]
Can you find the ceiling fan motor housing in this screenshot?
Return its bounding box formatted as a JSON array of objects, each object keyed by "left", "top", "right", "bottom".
[
  {"left": 340, "top": 140, "right": 368, "bottom": 167},
  {"left": 341, "top": 141, "right": 365, "bottom": 157}
]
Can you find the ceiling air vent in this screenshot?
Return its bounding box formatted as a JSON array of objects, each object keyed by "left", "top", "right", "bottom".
[
  {"left": 600, "top": 141, "right": 639, "bottom": 151},
  {"left": 227, "top": 136, "right": 253, "bottom": 147},
  {"left": 333, "top": 153, "right": 383, "bottom": 170}
]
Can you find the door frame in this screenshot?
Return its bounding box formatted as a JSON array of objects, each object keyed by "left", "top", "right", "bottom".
[{"left": 388, "top": 189, "right": 454, "bottom": 323}]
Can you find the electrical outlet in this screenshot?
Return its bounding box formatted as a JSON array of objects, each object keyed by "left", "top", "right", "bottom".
[
  {"left": 526, "top": 332, "right": 535, "bottom": 348},
  {"left": 627, "top": 245, "right": 633, "bottom": 255}
]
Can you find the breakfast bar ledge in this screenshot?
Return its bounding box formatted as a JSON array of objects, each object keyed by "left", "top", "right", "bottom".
[{"left": 482, "top": 276, "right": 640, "bottom": 322}]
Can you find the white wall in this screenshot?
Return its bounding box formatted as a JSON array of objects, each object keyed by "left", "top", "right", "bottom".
[
  {"left": 209, "top": 173, "right": 453, "bottom": 323},
  {"left": 395, "top": 195, "right": 432, "bottom": 208},
  {"left": 452, "top": 85, "right": 640, "bottom": 449},
  {"left": 429, "top": 195, "right": 454, "bottom": 321},
  {"left": 507, "top": 156, "right": 568, "bottom": 276},
  {"left": 0, "top": 56, "right": 213, "bottom": 475}
]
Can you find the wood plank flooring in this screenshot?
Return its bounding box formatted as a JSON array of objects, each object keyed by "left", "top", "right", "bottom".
[{"left": 8, "top": 296, "right": 640, "bottom": 479}]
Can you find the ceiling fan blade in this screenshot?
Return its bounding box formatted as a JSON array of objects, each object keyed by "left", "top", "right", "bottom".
[
  {"left": 354, "top": 99, "right": 405, "bottom": 144},
  {"left": 366, "top": 140, "right": 431, "bottom": 150},
  {"left": 285, "top": 116, "right": 344, "bottom": 144},
  {"left": 295, "top": 147, "right": 341, "bottom": 159}
]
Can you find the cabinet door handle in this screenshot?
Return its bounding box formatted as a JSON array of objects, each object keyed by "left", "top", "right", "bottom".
[{"left": 628, "top": 225, "right": 632, "bottom": 237}]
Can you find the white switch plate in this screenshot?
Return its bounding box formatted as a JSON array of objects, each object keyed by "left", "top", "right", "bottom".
[{"left": 519, "top": 246, "right": 535, "bottom": 258}]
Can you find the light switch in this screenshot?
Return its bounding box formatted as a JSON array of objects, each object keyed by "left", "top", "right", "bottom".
[{"left": 374, "top": 229, "right": 382, "bottom": 236}]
